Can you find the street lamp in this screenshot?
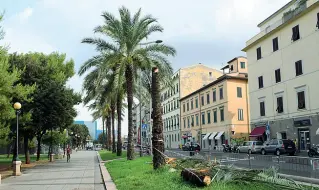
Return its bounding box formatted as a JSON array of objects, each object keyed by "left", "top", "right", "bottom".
[
  {"left": 139, "top": 40, "right": 163, "bottom": 46},
  {"left": 13, "top": 102, "right": 22, "bottom": 176}
]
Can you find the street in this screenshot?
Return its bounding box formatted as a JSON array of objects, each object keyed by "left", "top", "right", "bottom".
[
  {"left": 1, "top": 151, "right": 105, "bottom": 190},
  {"left": 165, "top": 149, "right": 319, "bottom": 179}
]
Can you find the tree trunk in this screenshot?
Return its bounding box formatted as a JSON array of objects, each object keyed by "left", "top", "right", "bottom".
[
  {"left": 111, "top": 103, "right": 116, "bottom": 153},
  {"left": 7, "top": 143, "right": 12, "bottom": 158},
  {"left": 151, "top": 67, "right": 165, "bottom": 169},
  {"left": 117, "top": 97, "right": 122, "bottom": 156},
  {"left": 24, "top": 135, "right": 30, "bottom": 164},
  {"left": 125, "top": 65, "right": 134, "bottom": 160},
  {"left": 107, "top": 116, "right": 112, "bottom": 151},
  {"left": 102, "top": 117, "right": 106, "bottom": 149},
  {"left": 36, "top": 136, "right": 41, "bottom": 161}
]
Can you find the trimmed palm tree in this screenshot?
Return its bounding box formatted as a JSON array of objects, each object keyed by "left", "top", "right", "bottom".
[{"left": 79, "top": 7, "right": 176, "bottom": 160}]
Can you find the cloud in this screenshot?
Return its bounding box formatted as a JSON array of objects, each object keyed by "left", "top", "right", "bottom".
[{"left": 18, "top": 7, "right": 33, "bottom": 22}]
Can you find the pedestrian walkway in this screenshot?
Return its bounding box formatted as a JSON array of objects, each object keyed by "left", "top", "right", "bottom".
[{"left": 0, "top": 151, "right": 105, "bottom": 190}]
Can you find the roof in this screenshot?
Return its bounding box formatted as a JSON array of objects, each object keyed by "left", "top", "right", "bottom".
[
  {"left": 257, "top": 0, "right": 295, "bottom": 27},
  {"left": 180, "top": 74, "right": 248, "bottom": 101},
  {"left": 227, "top": 56, "right": 247, "bottom": 64},
  {"left": 220, "top": 65, "right": 229, "bottom": 70}
]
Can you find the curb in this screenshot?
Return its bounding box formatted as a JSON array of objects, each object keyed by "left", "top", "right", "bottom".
[
  {"left": 97, "top": 152, "right": 117, "bottom": 190},
  {"left": 278, "top": 173, "right": 319, "bottom": 186}
]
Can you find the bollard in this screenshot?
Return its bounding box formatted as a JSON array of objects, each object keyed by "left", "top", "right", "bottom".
[
  {"left": 247, "top": 153, "right": 251, "bottom": 169},
  {"left": 0, "top": 174, "right": 2, "bottom": 184}
]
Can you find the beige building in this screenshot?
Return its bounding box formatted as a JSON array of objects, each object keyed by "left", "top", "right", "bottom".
[
  {"left": 180, "top": 57, "right": 250, "bottom": 150},
  {"left": 243, "top": 0, "right": 319, "bottom": 150},
  {"left": 161, "top": 63, "right": 222, "bottom": 149}
]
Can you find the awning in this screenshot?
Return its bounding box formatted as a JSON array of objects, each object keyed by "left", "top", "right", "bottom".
[
  {"left": 249, "top": 127, "right": 266, "bottom": 137},
  {"left": 215, "top": 131, "right": 224, "bottom": 140},
  {"left": 182, "top": 135, "right": 188, "bottom": 139},
  {"left": 209, "top": 132, "right": 218, "bottom": 140},
  {"left": 202, "top": 133, "right": 211, "bottom": 140}
]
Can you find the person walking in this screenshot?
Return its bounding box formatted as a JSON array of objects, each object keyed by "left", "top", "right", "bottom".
[{"left": 66, "top": 145, "right": 71, "bottom": 162}]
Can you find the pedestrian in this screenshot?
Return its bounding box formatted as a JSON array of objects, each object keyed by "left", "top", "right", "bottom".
[{"left": 67, "top": 145, "right": 71, "bottom": 162}]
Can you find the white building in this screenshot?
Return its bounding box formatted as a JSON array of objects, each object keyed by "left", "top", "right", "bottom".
[
  {"left": 243, "top": 0, "right": 319, "bottom": 150},
  {"left": 161, "top": 64, "right": 223, "bottom": 149}
]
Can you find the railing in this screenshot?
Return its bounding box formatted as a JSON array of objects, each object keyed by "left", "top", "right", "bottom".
[{"left": 245, "top": 0, "right": 317, "bottom": 47}]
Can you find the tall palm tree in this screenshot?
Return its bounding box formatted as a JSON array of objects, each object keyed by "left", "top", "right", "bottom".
[{"left": 79, "top": 7, "right": 175, "bottom": 160}]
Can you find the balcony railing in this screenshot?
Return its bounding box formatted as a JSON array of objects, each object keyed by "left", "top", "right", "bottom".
[{"left": 246, "top": 0, "right": 317, "bottom": 47}]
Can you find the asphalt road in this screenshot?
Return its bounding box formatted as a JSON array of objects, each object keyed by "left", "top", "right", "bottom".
[{"left": 165, "top": 149, "right": 319, "bottom": 179}]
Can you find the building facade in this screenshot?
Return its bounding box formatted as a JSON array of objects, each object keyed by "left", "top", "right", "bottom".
[
  {"left": 133, "top": 101, "right": 152, "bottom": 147},
  {"left": 180, "top": 57, "right": 250, "bottom": 150},
  {"left": 243, "top": 0, "right": 319, "bottom": 150},
  {"left": 74, "top": 120, "right": 98, "bottom": 140},
  {"left": 161, "top": 64, "right": 223, "bottom": 149}
]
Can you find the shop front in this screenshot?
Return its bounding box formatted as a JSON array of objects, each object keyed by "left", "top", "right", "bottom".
[
  {"left": 201, "top": 131, "right": 225, "bottom": 150},
  {"left": 181, "top": 132, "right": 192, "bottom": 144}
]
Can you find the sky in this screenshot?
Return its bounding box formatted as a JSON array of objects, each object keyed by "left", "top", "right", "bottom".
[{"left": 1, "top": 0, "right": 290, "bottom": 136}]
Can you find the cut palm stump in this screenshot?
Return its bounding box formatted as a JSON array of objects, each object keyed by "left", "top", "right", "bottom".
[{"left": 181, "top": 168, "right": 211, "bottom": 187}]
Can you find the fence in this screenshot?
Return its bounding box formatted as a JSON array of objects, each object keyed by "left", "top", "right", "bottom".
[{"left": 165, "top": 150, "right": 319, "bottom": 179}]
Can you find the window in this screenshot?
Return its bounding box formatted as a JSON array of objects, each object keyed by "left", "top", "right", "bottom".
[
  {"left": 240, "top": 62, "right": 245, "bottom": 69},
  {"left": 177, "top": 115, "right": 179, "bottom": 126},
  {"left": 260, "top": 101, "right": 265, "bottom": 116},
  {"left": 187, "top": 102, "right": 189, "bottom": 111},
  {"left": 276, "top": 96, "right": 284, "bottom": 113},
  {"left": 258, "top": 76, "right": 264, "bottom": 88},
  {"left": 292, "top": 25, "right": 300, "bottom": 41},
  {"left": 187, "top": 117, "right": 190, "bottom": 128},
  {"left": 201, "top": 96, "right": 204, "bottom": 106},
  {"left": 195, "top": 98, "right": 198, "bottom": 108},
  {"left": 183, "top": 104, "right": 185, "bottom": 112},
  {"left": 201, "top": 112, "right": 205, "bottom": 125},
  {"left": 177, "top": 99, "right": 179, "bottom": 108},
  {"left": 295, "top": 60, "right": 303, "bottom": 76},
  {"left": 272, "top": 37, "right": 279, "bottom": 52},
  {"left": 256, "top": 47, "right": 262, "bottom": 60},
  {"left": 238, "top": 109, "right": 244, "bottom": 121},
  {"left": 230, "top": 65, "right": 234, "bottom": 71},
  {"left": 281, "top": 132, "right": 287, "bottom": 140},
  {"left": 297, "top": 91, "right": 306, "bottom": 109},
  {"left": 275, "top": 69, "right": 281, "bottom": 83},
  {"left": 220, "top": 108, "right": 224, "bottom": 121},
  {"left": 237, "top": 87, "right": 242, "bottom": 98},
  {"left": 213, "top": 110, "right": 217, "bottom": 123},
  {"left": 176, "top": 84, "right": 179, "bottom": 92},
  {"left": 191, "top": 100, "right": 194, "bottom": 110},
  {"left": 207, "top": 93, "right": 210, "bottom": 104},
  {"left": 183, "top": 118, "right": 186, "bottom": 128},
  {"left": 219, "top": 87, "right": 224, "bottom": 100},
  {"left": 191, "top": 115, "right": 194, "bottom": 127},
  {"left": 209, "top": 72, "right": 212, "bottom": 76},
  {"left": 213, "top": 90, "right": 216, "bottom": 102},
  {"left": 207, "top": 111, "right": 211, "bottom": 124},
  {"left": 195, "top": 114, "right": 199, "bottom": 126},
  {"left": 317, "top": 13, "right": 319, "bottom": 29}
]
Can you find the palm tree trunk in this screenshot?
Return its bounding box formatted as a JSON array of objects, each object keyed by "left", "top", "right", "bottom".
[
  {"left": 117, "top": 97, "right": 122, "bottom": 156},
  {"left": 151, "top": 67, "right": 165, "bottom": 169},
  {"left": 107, "top": 116, "right": 112, "bottom": 151},
  {"left": 126, "top": 65, "right": 134, "bottom": 160},
  {"left": 102, "top": 117, "right": 106, "bottom": 149},
  {"left": 111, "top": 103, "right": 116, "bottom": 153}
]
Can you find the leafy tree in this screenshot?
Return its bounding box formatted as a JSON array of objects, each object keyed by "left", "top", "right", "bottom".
[
  {"left": 97, "top": 133, "right": 105, "bottom": 144},
  {"left": 8, "top": 52, "right": 80, "bottom": 161},
  {"left": 0, "top": 14, "right": 35, "bottom": 161},
  {"left": 79, "top": 7, "right": 176, "bottom": 160},
  {"left": 69, "top": 124, "right": 90, "bottom": 148}
]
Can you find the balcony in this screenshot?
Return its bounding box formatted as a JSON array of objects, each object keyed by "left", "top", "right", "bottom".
[{"left": 245, "top": 0, "right": 317, "bottom": 47}]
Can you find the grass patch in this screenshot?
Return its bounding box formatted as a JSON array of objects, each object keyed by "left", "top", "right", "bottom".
[
  {"left": 106, "top": 157, "right": 277, "bottom": 190},
  {"left": 0, "top": 154, "right": 47, "bottom": 164},
  {"left": 98, "top": 150, "right": 127, "bottom": 161}
]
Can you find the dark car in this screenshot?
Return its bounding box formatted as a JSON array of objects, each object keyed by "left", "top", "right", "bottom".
[
  {"left": 261, "top": 139, "right": 296, "bottom": 156},
  {"left": 182, "top": 142, "right": 200, "bottom": 151}
]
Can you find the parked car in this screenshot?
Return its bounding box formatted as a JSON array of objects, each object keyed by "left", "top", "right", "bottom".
[
  {"left": 182, "top": 142, "right": 200, "bottom": 151},
  {"left": 261, "top": 139, "right": 296, "bottom": 156},
  {"left": 238, "top": 141, "right": 263, "bottom": 154}
]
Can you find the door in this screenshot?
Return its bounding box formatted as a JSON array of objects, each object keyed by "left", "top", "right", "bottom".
[
  {"left": 264, "top": 139, "right": 273, "bottom": 152},
  {"left": 299, "top": 130, "right": 310, "bottom": 150},
  {"left": 241, "top": 142, "right": 248, "bottom": 152}
]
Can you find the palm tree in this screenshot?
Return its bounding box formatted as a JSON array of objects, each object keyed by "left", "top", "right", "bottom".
[{"left": 79, "top": 7, "right": 176, "bottom": 160}]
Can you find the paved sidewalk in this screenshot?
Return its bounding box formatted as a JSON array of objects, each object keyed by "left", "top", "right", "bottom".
[{"left": 0, "top": 151, "right": 105, "bottom": 190}]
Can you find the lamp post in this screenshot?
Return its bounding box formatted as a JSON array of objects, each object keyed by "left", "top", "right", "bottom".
[
  {"left": 138, "top": 40, "right": 162, "bottom": 157},
  {"left": 13, "top": 102, "right": 22, "bottom": 176}
]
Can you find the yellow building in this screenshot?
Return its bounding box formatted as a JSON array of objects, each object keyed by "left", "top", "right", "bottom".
[{"left": 180, "top": 57, "right": 250, "bottom": 150}]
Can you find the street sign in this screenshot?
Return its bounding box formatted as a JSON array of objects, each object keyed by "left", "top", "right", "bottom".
[{"left": 142, "top": 124, "right": 147, "bottom": 129}]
